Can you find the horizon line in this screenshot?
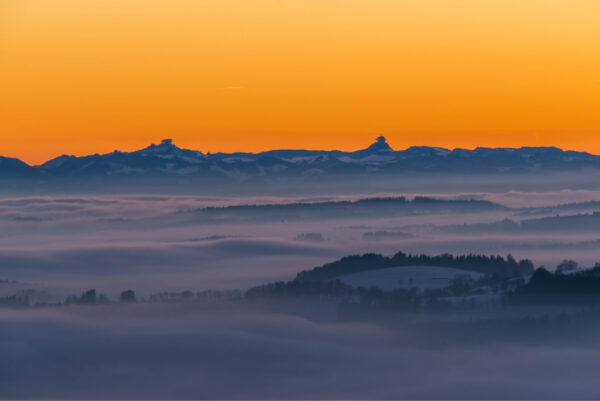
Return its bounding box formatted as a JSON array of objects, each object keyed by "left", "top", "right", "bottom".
[{"left": 3, "top": 137, "right": 598, "bottom": 167}]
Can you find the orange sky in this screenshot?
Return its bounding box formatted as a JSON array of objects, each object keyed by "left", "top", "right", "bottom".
[{"left": 1, "top": 0, "right": 599, "bottom": 164}]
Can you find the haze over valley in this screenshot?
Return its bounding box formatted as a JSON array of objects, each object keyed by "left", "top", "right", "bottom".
[{"left": 3, "top": 160, "right": 600, "bottom": 398}]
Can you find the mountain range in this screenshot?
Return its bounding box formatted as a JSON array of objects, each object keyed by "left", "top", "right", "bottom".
[{"left": 3, "top": 136, "right": 600, "bottom": 182}]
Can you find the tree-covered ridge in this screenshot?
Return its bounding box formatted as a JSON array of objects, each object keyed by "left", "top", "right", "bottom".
[
  {"left": 514, "top": 266, "right": 600, "bottom": 300},
  {"left": 0, "top": 295, "right": 29, "bottom": 308},
  {"left": 295, "top": 252, "right": 534, "bottom": 282},
  {"left": 196, "top": 196, "right": 504, "bottom": 215},
  {"left": 245, "top": 280, "right": 355, "bottom": 300}
]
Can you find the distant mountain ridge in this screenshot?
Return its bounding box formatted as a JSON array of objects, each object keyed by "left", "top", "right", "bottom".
[{"left": 3, "top": 136, "right": 600, "bottom": 181}]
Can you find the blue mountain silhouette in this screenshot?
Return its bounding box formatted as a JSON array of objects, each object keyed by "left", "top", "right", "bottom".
[{"left": 2, "top": 137, "right": 600, "bottom": 181}]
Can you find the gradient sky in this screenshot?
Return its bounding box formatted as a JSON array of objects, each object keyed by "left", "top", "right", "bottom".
[{"left": 1, "top": 0, "right": 599, "bottom": 164}]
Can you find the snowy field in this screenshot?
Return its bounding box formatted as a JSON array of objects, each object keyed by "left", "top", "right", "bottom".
[{"left": 336, "top": 265, "right": 484, "bottom": 292}]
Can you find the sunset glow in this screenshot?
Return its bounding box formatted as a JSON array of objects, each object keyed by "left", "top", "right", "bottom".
[{"left": 1, "top": 0, "right": 600, "bottom": 164}]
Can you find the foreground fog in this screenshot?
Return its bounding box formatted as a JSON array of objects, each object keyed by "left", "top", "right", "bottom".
[{"left": 3, "top": 303, "right": 600, "bottom": 400}]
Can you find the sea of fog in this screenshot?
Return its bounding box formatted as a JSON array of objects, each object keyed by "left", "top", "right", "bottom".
[
  {"left": 3, "top": 188, "right": 600, "bottom": 398},
  {"left": 2, "top": 189, "right": 600, "bottom": 298}
]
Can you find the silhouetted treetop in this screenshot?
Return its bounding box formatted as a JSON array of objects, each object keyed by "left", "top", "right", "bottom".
[
  {"left": 65, "top": 289, "right": 108, "bottom": 305},
  {"left": 119, "top": 290, "right": 137, "bottom": 303},
  {"left": 516, "top": 267, "right": 600, "bottom": 296}
]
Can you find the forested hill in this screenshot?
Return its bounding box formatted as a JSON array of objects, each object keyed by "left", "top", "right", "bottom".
[
  {"left": 189, "top": 196, "right": 505, "bottom": 221},
  {"left": 295, "top": 252, "right": 535, "bottom": 282}
]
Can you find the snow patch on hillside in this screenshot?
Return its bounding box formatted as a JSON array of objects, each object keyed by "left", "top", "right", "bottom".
[{"left": 335, "top": 265, "right": 484, "bottom": 291}]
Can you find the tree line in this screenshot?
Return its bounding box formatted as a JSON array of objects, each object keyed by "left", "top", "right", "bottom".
[{"left": 295, "top": 251, "right": 534, "bottom": 282}]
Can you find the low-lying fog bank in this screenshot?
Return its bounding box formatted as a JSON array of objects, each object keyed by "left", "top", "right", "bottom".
[
  {"left": 2, "top": 190, "right": 600, "bottom": 298},
  {"left": 2, "top": 302, "right": 600, "bottom": 399}
]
